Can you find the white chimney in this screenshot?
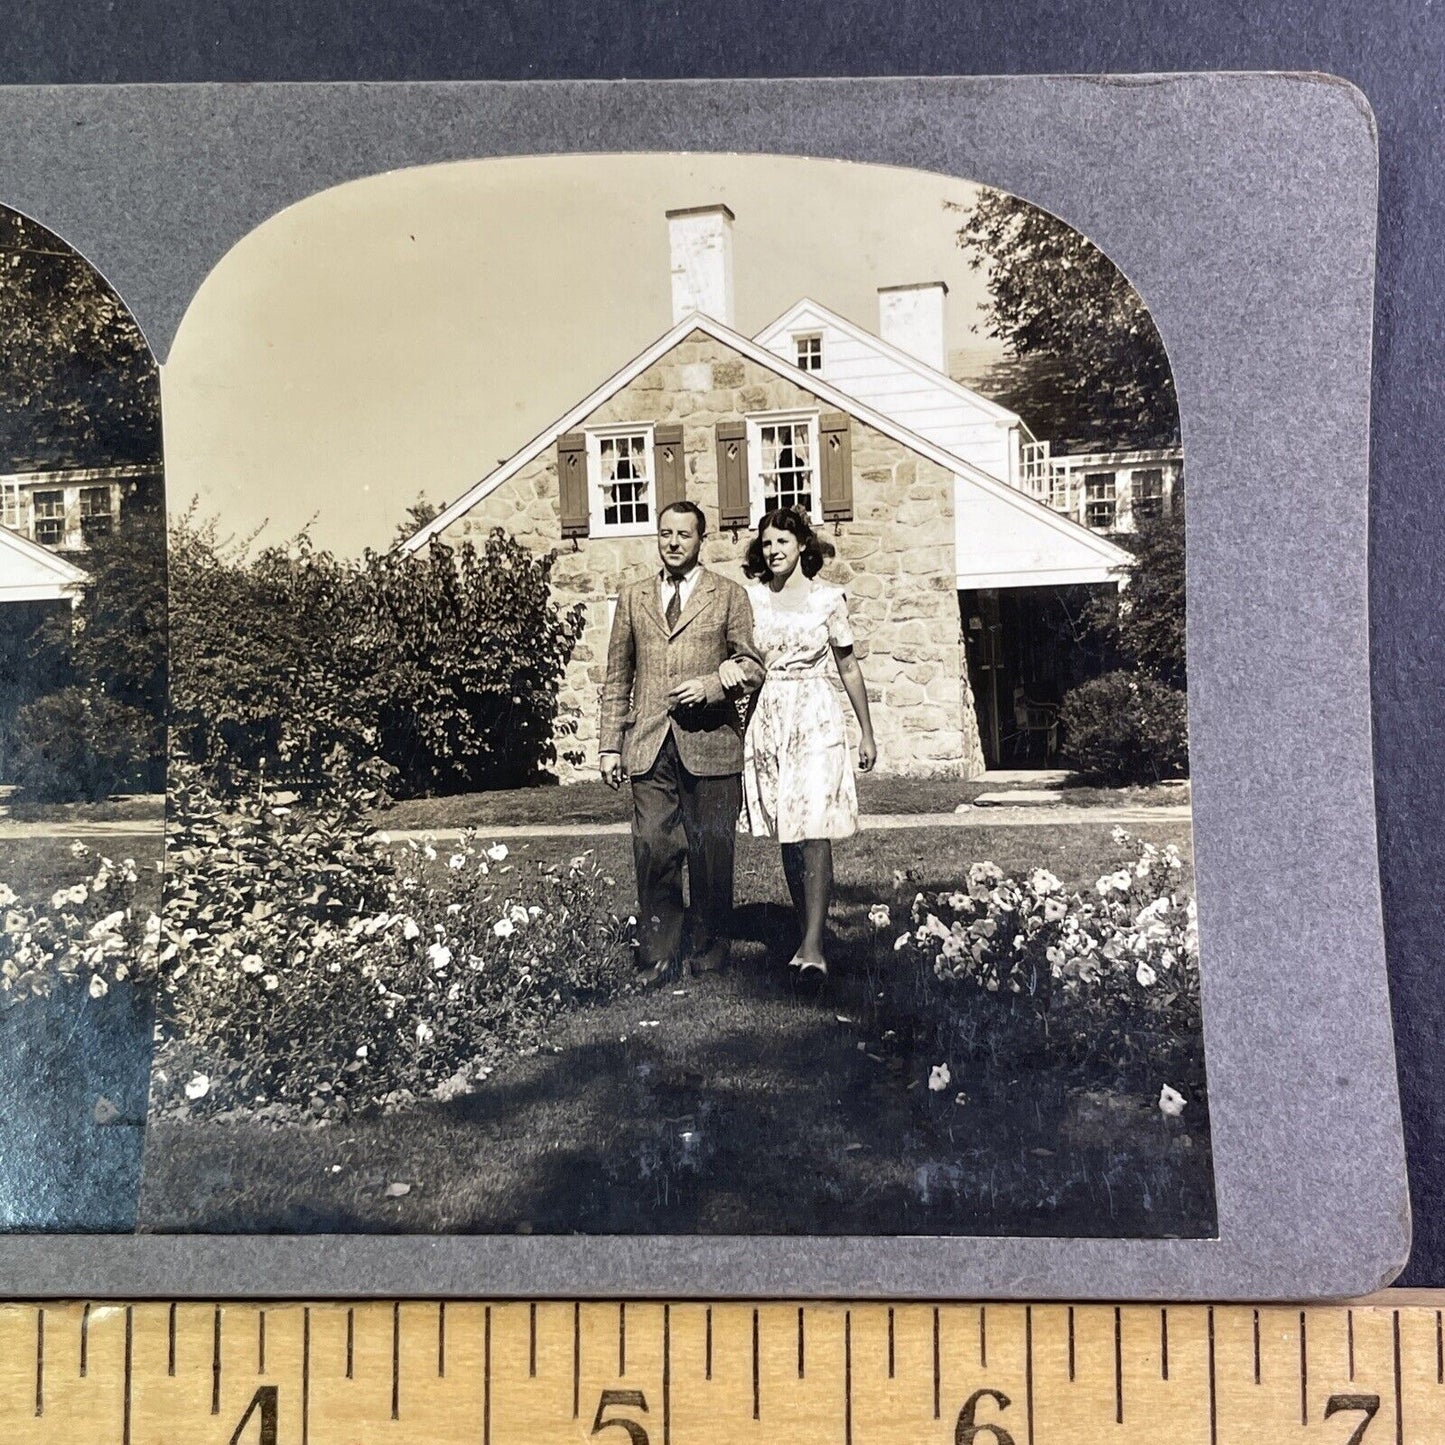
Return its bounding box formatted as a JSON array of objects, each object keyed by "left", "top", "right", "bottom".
[
  {"left": 878, "top": 281, "right": 949, "bottom": 373},
  {"left": 666, "top": 204, "right": 735, "bottom": 327}
]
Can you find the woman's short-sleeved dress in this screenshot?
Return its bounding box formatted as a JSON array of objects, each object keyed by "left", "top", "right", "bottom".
[{"left": 739, "top": 581, "right": 859, "bottom": 843}]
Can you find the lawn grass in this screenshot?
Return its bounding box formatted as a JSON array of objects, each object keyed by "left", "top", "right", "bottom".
[
  {"left": 0, "top": 834, "right": 164, "bottom": 913},
  {"left": 377, "top": 774, "right": 1190, "bottom": 831},
  {"left": 1, "top": 793, "right": 166, "bottom": 825},
  {"left": 137, "top": 817, "right": 1211, "bottom": 1238}
]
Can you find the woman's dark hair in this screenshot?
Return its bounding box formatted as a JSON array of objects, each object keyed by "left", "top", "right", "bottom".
[
  {"left": 658, "top": 499, "right": 707, "bottom": 537},
  {"left": 743, "top": 506, "right": 835, "bottom": 581}
]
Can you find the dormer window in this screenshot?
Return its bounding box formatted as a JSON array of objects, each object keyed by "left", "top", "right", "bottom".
[
  {"left": 587, "top": 425, "right": 656, "bottom": 537},
  {"left": 794, "top": 333, "right": 823, "bottom": 373}
]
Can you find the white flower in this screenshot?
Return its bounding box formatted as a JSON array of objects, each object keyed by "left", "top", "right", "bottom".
[
  {"left": 88, "top": 910, "right": 127, "bottom": 938},
  {"left": 486, "top": 843, "right": 509, "bottom": 862},
  {"left": 946, "top": 891, "right": 970, "bottom": 912},
  {"left": 88, "top": 974, "right": 109, "bottom": 999},
  {"left": 240, "top": 955, "right": 264, "bottom": 975},
  {"left": 494, "top": 918, "right": 516, "bottom": 938},
  {"left": 448, "top": 854, "right": 467, "bottom": 870},
  {"left": 263, "top": 974, "right": 280, "bottom": 991},
  {"left": 184, "top": 1074, "right": 210, "bottom": 1101},
  {"left": 402, "top": 917, "right": 421, "bottom": 940},
  {"left": 427, "top": 943, "right": 452, "bottom": 971},
  {"left": 416, "top": 1021, "right": 434, "bottom": 1044},
  {"left": 355, "top": 1044, "right": 368, "bottom": 1059},
  {"left": 928, "top": 1063, "right": 952, "bottom": 1092},
  {"left": 868, "top": 905, "right": 891, "bottom": 928},
  {"left": 68, "top": 840, "right": 91, "bottom": 859},
  {"left": 1028, "top": 868, "right": 1063, "bottom": 897},
  {"left": 50, "top": 889, "right": 70, "bottom": 910},
  {"left": 1136, "top": 961, "right": 1157, "bottom": 987},
  {"left": 509, "top": 905, "right": 530, "bottom": 926},
  {"left": 4, "top": 910, "right": 27, "bottom": 934},
  {"left": 894, "top": 933, "right": 910, "bottom": 952},
  {"left": 1046, "top": 945, "right": 1066, "bottom": 968},
  {"left": 1158, "top": 1084, "right": 1186, "bottom": 1118},
  {"left": 423, "top": 843, "right": 438, "bottom": 861},
  {"left": 1111, "top": 826, "right": 1129, "bottom": 845},
  {"left": 0, "top": 884, "right": 15, "bottom": 908},
  {"left": 1043, "top": 897, "right": 1068, "bottom": 923},
  {"left": 143, "top": 913, "right": 162, "bottom": 942},
  {"left": 446, "top": 903, "right": 462, "bottom": 915}
]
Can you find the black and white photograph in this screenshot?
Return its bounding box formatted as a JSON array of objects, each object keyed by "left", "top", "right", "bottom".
[
  {"left": 132, "top": 152, "right": 1210, "bottom": 1240},
  {"left": 0, "top": 203, "right": 166, "bottom": 1230}
]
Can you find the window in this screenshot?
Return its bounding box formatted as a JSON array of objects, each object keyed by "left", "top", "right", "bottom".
[
  {"left": 33, "top": 489, "right": 65, "bottom": 547},
  {"left": 1083, "top": 472, "right": 1117, "bottom": 531},
  {"left": 794, "top": 333, "right": 823, "bottom": 372},
  {"left": 586, "top": 427, "right": 655, "bottom": 537},
  {"left": 80, "top": 485, "right": 115, "bottom": 540},
  {"left": 0, "top": 482, "right": 19, "bottom": 532},
  {"left": 747, "top": 413, "right": 820, "bottom": 523},
  {"left": 1131, "top": 467, "right": 1165, "bottom": 522}
]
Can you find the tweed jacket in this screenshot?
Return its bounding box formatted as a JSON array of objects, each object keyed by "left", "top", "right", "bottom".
[{"left": 599, "top": 568, "right": 764, "bottom": 778}]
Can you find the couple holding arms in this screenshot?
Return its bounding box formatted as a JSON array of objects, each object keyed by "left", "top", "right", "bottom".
[{"left": 599, "top": 499, "right": 876, "bottom": 983}]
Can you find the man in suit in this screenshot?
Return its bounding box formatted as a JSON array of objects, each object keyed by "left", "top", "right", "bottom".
[{"left": 599, "top": 500, "right": 764, "bottom": 983}]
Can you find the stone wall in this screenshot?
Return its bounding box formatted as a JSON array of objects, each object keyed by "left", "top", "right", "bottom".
[{"left": 439, "top": 328, "right": 985, "bottom": 781}]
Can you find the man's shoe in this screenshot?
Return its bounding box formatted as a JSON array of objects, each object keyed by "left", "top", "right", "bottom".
[{"left": 688, "top": 942, "right": 731, "bottom": 976}]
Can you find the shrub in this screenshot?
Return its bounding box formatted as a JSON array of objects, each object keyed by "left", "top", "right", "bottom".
[
  {"left": 149, "top": 761, "right": 634, "bottom": 1120},
  {"left": 1086, "top": 509, "right": 1187, "bottom": 688},
  {"left": 889, "top": 831, "right": 1202, "bottom": 1097},
  {"left": 11, "top": 687, "right": 155, "bottom": 802},
  {"left": 1058, "top": 671, "right": 1189, "bottom": 784}
]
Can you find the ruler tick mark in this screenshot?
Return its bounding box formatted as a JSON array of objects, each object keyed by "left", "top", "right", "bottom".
[
  {"left": 1348, "top": 1308, "right": 1355, "bottom": 1381},
  {"left": 1114, "top": 1306, "right": 1123, "bottom": 1424},
  {"left": 346, "top": 1307, "right": 354, "bottom": 1380},
  {"left": 1025, "top": 1306, "right": 1035, "bottom": 1445},
  {"left": 705, "top": 1307, "right": 712, "bottom": 1380},
  {"left": 302, "top": 1307, "right": 311, "bottom": 1445},
  {"left": 619, "top": 1301, "right": 626, "bottom": 1377},
  {"left": 80, "top": 1301, "right": 90, "bottom": 1378},
  {"left": 980, "top": 1305, "right": 987, "bottom": 1368},
  {"left": 1299, "top": 1310, "right": 1308, "bottom": 1425},
  {"left": 392, "top": 1301, "right": 401, "bottom": 1421},
  {"left": 123, "top": 1305, "right": 134, "bottom": 1445},
  {"left": 483, "top": 1305, "right": 492, "bottom": 1445},
  {"left": 168, "top": 1302, "right": 176, "bottom": 1377},
  {"left": 529, "top": 1301, "right": 537, "bottom": 1377},
  {"left": 259, "top": 1307, "right": 267, "bottom": 1374},
  {"left": 1438, "top": 1310, "right": 1443, "bottom": 1385},
  {"left": 1207, "top": 1307, "right": 1218, "bottom": 1445},
  {"left": 1252, "top": 1307, "right": 1260, "bottom": 1384},
  {"left": 844, "top": 1310, "right": 853, "bottom": 1445},
  {"left": 1161, "top": 1307, "right": 1169, "bottom": 1380},
  {"left": 573, "top": 1302, "right": 581, "bottom": 1418},
  {"left": 887, "top": 1307, "right": 895, "bottom": 1379},
  {"left": 35, "top": 1306, "right": 44, "bottom": 1417},
  {"left": 1067, "top": 1306, "right": 1075, "bottom": 1382},
  {"left": 212, "top": 1306, "right": 222, "bottom": 1415},
  {"left": 932, "top": 1307, "right": 940, "bottom": 1419},
  {"left": 1394, "top": 1309, "right": 1404, "bottom": 1445},
  {"left": 662, "top": 1303, "right": 671, "bottom": 1445},
  {"left": 797, "top": 1306, "right": 805, "bottom": 1378},
  {"left": 439, "top": 1301, "right": 446, "bottom": 1378},
  {"left": 752, "top": 1308, "right": 760, "bottom": 1421}
]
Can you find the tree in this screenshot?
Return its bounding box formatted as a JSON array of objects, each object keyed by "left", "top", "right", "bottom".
[
  {"left": 0, "top": 207, "right": 161, "bottom": 468},
  {"left": 1087, "top": 508, "right": 1187, "bottom": 690},
  {"left": 954, "top": 191, "right": 1180, "bottom": 452},
  {"left": 393, "top": 493, "right": 444, "bottom": 546}
]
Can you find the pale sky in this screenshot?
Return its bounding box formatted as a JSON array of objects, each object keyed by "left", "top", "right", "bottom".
[{"left": 163, "top": 153, "right": 1001, "bottom": 557}]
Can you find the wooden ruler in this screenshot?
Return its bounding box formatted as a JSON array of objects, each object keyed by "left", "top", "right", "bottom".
[{"left": 1, "top": 1295, "right": 1443, "bottom": 1443}]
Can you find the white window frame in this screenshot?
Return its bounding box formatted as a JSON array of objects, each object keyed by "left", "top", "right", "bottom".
[
  {"left": 585, "top": 423, "right": 657, "bottom": 539},
  {"left": 1083, "top": 471, "right": 1118, "bottom": 531},
  {"left": 745, "top": 410, "right": 823, "bottom": 526},
  {"left": 793, "top": 331, "right": 824, "bottom": 373}
]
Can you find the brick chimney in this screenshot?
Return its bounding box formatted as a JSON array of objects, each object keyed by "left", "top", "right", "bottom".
[
  {"left": 666, "top": 204, "right": 736, "bottom": 327},
  {"left": 878, "top": 281, "right": 949, "bottom": 373}
]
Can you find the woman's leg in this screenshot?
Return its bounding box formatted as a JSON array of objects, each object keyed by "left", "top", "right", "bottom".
[
  {"left": 781, "top": 841, "right": 807, "bottom": 922},
  {"left": 797, "top": 838, "right": 834, "bottom": 962}
]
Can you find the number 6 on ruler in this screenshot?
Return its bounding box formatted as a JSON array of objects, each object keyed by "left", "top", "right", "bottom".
[
  {"left": 956, "top": 1387, "right": 1014, "bottom": 1445},
  {"left": 592, "top": 1387, "right": 651, "bottom": 1444}
]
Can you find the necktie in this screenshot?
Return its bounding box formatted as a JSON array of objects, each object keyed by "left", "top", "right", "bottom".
[{"left": 665, "top": 578, "right": 682, "bottom": 630}]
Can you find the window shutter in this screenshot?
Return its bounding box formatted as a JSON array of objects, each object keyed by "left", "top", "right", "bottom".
[
  {"left": 819, "top": 412, "right": 853, "bottom": 522},
  {"left": 653, "top": 423, "right": 685, "bottom": 515},
  {"left": 557, "top": 431, "right": 589, "bottom": 538},
  {"left": 716, "top": 420, "right": 750, "bottom": 528}
]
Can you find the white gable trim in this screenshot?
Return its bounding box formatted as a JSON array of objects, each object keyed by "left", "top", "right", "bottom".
[
  {"left": 753, "top": 297, "right": 1023, "bottom": 427},
  {"left": 0, "top": 524, "right": 89, "bottom": 603},
  {"left": 399, "top": 311, "right": 1130, "bottom": 577}
]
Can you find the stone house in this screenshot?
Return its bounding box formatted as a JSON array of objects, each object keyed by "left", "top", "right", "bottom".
[{"left": 402, "top": 204, "right": 1135, "bottom": 779}]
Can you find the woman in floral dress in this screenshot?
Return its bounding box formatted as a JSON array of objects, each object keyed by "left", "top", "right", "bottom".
[{"left": 719, "top": 507, "right": 877, "bottom": 975}]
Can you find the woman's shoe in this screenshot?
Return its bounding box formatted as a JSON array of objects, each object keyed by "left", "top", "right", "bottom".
[{"left": 795, "top": 956, "right": 828, "bottom": 978}]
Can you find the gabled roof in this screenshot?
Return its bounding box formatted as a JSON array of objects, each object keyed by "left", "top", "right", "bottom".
[
  {"left": 0, "top": 524, "right": 88, "bottom": 603},
  {"left": 752, "top": 297, "right": 1024, "bottom": 427},
  {"left": 399, "top": 310, "right": 1129, "bottom": 575}
]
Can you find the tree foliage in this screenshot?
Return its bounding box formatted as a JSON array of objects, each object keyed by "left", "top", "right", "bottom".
[
  {"left": 168, "top": 515, "right": 586, "bottom": 800},
  {"left": 0, "top": 207, "right": 161, "bottom": 467},
  {"left": 1087, "top": 508, "right": 1187, "bottom": 689},
  {"left": 955, "top": 191, "right": 1180, "bottom": 451}
]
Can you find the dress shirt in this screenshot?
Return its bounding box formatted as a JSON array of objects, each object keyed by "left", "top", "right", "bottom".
[{"left": 660, "top": 563, "right": 705, "bottom": 620}]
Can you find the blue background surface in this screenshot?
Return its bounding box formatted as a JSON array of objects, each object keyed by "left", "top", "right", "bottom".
[{"left": 1, "top": 0, "right": 1438, "bottom": 1285}]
